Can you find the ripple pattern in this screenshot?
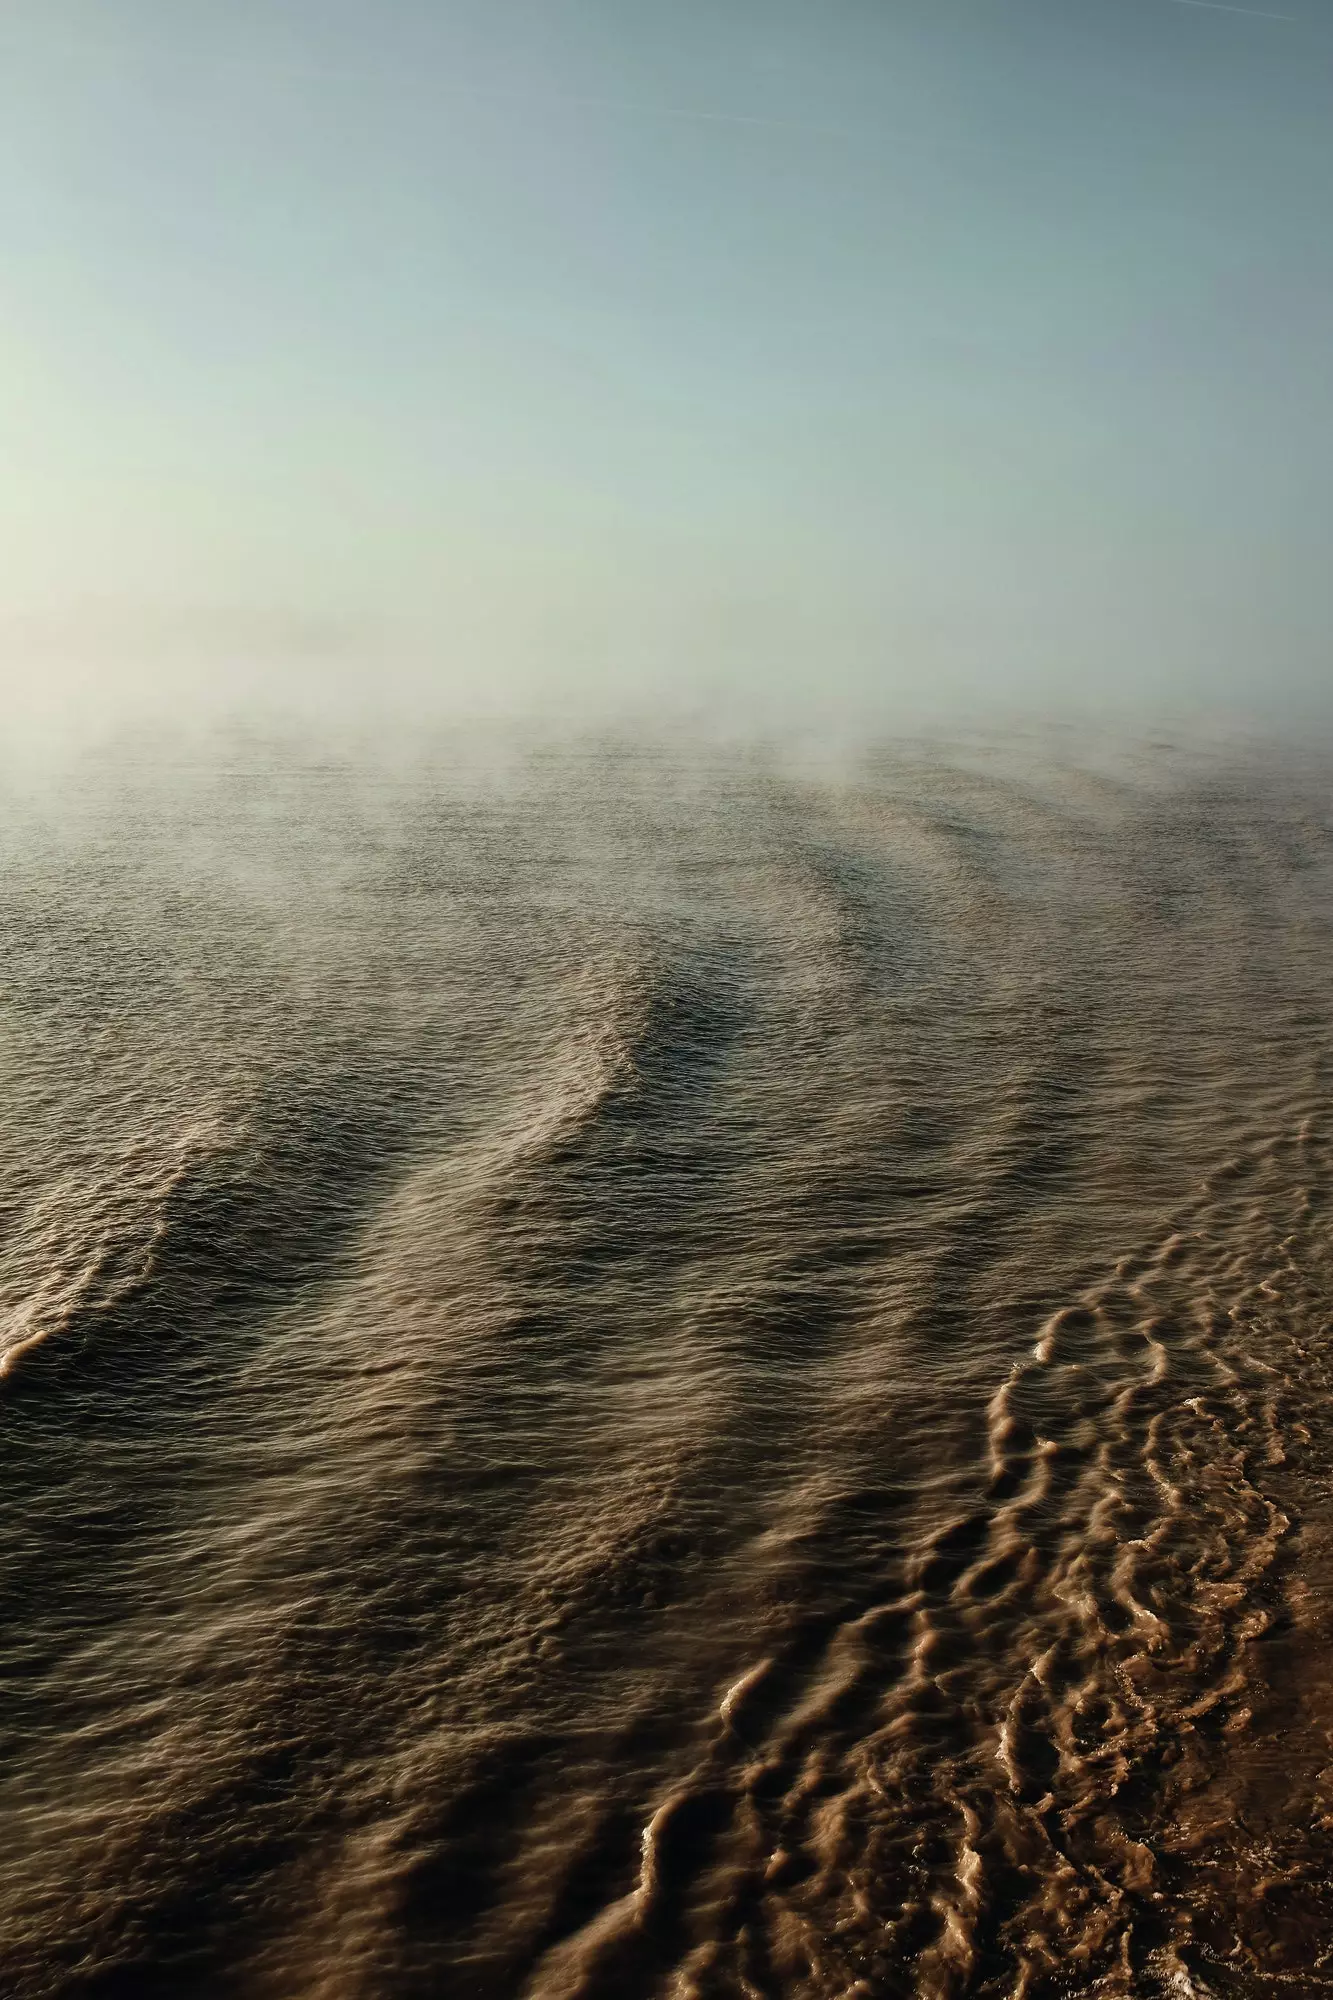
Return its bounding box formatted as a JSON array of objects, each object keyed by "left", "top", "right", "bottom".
[{"left": 0, "top": 729, "right": 1331, "bottom": 1999}]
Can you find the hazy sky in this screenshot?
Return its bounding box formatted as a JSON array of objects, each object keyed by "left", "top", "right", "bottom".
[{"left": 3, "top": 0, "right": 1332, "bottom": 727}]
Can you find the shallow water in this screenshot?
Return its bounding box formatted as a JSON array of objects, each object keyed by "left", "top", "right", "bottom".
[{"left": 2, "top": 726, "right": 1332, "bottom": 1999}]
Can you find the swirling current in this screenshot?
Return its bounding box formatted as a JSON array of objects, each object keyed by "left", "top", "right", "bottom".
[{"left": 2, "top": 727, "right": 1333, "bottom": 1999}]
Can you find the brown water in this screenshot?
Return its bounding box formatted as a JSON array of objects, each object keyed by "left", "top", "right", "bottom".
[{"left": 2, "top": 727, "right": 1332, "bottom": 1999}]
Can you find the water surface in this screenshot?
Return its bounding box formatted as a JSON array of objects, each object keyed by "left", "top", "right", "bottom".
[{"left": 2, "top": 728, "right": 1332, "bottom": 1999}]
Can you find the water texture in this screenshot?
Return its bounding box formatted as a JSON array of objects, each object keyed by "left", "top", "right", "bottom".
[{"left": 2, "top": 728, "right": 1332, "bottom": 1999}]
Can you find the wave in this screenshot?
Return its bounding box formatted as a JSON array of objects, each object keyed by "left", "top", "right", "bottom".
[{"left": 0, "top": 732, "right": 1330, "bottom": 1999}]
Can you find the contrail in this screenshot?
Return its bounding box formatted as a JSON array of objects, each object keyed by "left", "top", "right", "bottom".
[{"left": 1166, "top": 0, "right": 1298, "bottom": 18}]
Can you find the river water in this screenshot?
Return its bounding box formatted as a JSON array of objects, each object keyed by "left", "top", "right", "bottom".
[{"left": 2, "top": 725, "right": 1331, "bottom": 1999}]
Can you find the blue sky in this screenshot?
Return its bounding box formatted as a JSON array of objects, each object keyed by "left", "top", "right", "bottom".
[{"left": 2, "top": 0, "right": 1331, "bottom": 726}]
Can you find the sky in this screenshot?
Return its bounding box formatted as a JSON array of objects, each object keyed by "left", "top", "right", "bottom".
[{"left": 2, "top": 0, "right": 1332, "bottom": 733}]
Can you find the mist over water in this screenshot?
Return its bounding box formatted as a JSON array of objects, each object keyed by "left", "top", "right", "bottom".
[{"left": 2, "top": 718, "right": 1333, "bottom": 2000}]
